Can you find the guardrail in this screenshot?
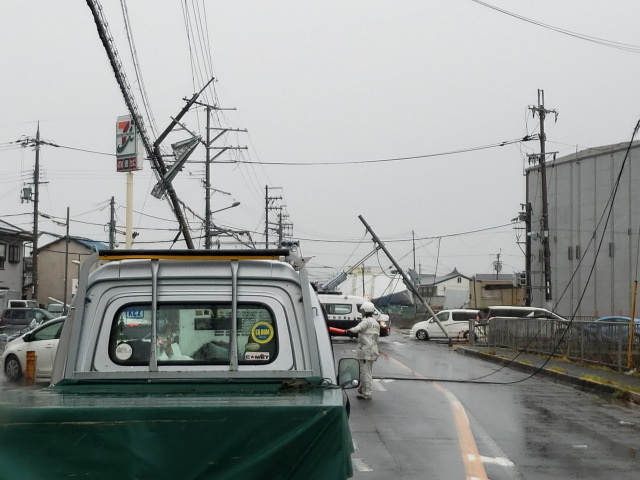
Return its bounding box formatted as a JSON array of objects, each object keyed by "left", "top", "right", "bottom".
[{"left": 484, "top": 317, "right": 639, "bottom": 371}]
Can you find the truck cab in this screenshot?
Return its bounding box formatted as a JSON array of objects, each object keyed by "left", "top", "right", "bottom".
[{"left": 53, "top": 249, "right": 338, "bottom": 383}]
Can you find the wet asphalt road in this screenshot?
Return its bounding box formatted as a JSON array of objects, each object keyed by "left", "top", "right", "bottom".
[{"left": 333, "top": 330, "right": 640, "bottom": 480}]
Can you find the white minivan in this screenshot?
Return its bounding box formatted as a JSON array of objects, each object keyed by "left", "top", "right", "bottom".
[
  {"left": 410, "top": 309, "right": 479, "bottom": 341},
  {"left": 7, "top": 300, "right": 39, "bottom": 309}
]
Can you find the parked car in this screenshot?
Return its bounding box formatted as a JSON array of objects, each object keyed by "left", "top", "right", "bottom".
[
  {"left": 585, "top": 316, "right": 640, "bottom": 345},
  {"left": 410, "top": 309, "right": 479, "bottom": 341},
  {"left": 7, "top": 300, "right": 39, "bottom": 309},
  {"left": 46, "top": 303, "right": 64, "bottom": 315},
  {"left": 0, "top": 307, "right": 55, "bottom": 341},
  {"left": 2, "top": 316, "right": 65, "bottom": 382},
  {"left": 476, "top": 305, "right": 568, "bottom": 322},
  {"left": 475, "top": 305, "right": 570, "bottom": 338}
]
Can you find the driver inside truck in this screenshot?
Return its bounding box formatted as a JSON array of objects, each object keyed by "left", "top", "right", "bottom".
[{"left": 157, "top": 316, "right": 190, "bottom": 361}]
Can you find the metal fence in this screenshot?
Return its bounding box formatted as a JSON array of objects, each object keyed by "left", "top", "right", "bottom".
[{"left": 476, "top": 317, "right": 640, "bottom": 371}]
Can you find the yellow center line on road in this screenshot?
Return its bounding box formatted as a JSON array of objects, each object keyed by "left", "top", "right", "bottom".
[{"left": 380, "top": 352, "right": 489, "bottom": 480}]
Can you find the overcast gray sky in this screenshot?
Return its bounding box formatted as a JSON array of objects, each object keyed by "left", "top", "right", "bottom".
[{"left": 2, "top": 0, "right": 640, "bottom": 285}]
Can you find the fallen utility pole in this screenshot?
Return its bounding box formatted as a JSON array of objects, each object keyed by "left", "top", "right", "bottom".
[
  {"left": 358, "top": 215, "right": 451, "bottom": 341},
  {"left": 86, "top": 0, "right": 197, "bottom": 248}
]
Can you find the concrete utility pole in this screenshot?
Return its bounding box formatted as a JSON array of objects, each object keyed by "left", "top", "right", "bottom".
[
  {"left": 187, "top": 100, "right": 246, "bottom": 249},
  {"left": 109, "top": 196, "right": 116, "bottom": 249},
  {"left": 265, "top": 186, "right": 283, "bottom": 248},
  {"left": 529, "top": 90, "right": 558, "bottom": 310},
  {"left": 32, "top": 125, "right": 40, "bottom": 300},
  {"left": 62, "top": 207, "right": 70, "bottom": 315},
  {"left": 493, "top": 251, "right": 502, "bottom": 279}
]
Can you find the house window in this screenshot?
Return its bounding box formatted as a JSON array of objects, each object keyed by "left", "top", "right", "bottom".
[
  {"left": 8, "top": 245, "right": 20, "bottom": 263},
  {"left": 457, "top": 277, "right": 462, "bottom": 284},
  {"left": 0, "top": 244, "right": 5, "bottom": 270},
  {"left": 419, "top": 285, "right": 437, "bottom": 297}
]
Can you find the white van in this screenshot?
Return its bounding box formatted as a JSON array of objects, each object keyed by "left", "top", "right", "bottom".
[
  {"left": 410, "top": 309, "right": 479, "bottom": 341},
  {"left": 318, "top": 293, "right": 390, "bottom": 337},
  {"left": 7, "top": 300, "right": 39, "bottom": 309}
]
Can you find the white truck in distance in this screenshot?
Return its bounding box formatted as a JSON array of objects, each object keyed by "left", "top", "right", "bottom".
[{"left": 319, "top": 293, "right": 391, "bottom": 337}]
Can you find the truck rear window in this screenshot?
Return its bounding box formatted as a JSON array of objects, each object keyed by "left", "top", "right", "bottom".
[{"left": 108, "top": 303, "right": 278, "bottom": 366}]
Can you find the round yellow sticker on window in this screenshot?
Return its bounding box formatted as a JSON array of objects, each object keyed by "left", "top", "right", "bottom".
[{"left": 251, "top": 321, "right": 274, "bottom": 344}]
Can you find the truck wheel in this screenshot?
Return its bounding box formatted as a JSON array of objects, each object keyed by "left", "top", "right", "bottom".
[
  {"left": 4, "top": 355, "right": 23, "bottom": 382},
  {"left": 416, "top": 330, "right": 429, "bottom": 341}
]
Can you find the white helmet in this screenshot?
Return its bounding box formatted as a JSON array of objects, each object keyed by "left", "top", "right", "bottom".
[{"left": 360, "top": 301, "right": 376, "bottom": 313}]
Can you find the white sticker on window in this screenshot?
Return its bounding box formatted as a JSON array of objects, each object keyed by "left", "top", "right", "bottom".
[
  {"left": 115, "top": 342, "right": 133, "bottom": 361},
  {"left": 244, "top": 352, "right": 270, "bottom": 361}
]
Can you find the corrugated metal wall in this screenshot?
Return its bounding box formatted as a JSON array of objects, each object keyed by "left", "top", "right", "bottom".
[{"left": 526, "top": 141, "right": 640, "bottom": 318}]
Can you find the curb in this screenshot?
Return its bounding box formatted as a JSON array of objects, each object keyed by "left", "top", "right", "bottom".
[{"left": 456, "top": 346, "right": 640, "bottom": 406}]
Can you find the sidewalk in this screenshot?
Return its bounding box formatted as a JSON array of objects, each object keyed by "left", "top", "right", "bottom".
[{"left": 455, "top": 344, "right": 640, "bottom": 406}]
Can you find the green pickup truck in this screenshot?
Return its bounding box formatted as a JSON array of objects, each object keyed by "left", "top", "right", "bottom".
[{"left": 0, "top": 248, "right": 358, "bottom": 479}]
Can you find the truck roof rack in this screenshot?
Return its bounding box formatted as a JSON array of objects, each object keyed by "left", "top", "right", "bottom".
[{"left": 96, "top": 249, "right": 290, "bottom": 261}]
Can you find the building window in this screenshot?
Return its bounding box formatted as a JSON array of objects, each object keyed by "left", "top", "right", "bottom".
[
  {"left": 419, "top": 285, "right": 437, "bottom": 297},
  {"left": 576, "top": 245, "right": 581, "bottom": 260},
  {"left": 609, "top": 242, "right": 614, "bottom": 258},
  {"left": 457, "top": 276, "right": 462, "bottom": 284},
  {"left": 0, "top": 243, "right": 5, "bottom": 270},
  {"left": 568, "top": 246, "right": 573, "bottom": 261},
  {"left": 8, "top": 245, "right": 20, "bottom": 263}
]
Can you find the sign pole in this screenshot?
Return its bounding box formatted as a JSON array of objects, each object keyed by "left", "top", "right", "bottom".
[{"left": 126, "top": 172, "right": 133, "bottom": 248}]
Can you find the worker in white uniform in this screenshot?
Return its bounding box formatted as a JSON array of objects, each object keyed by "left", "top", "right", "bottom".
[{"left": 347, "top": 301, "right": 380, "bottom": 400}]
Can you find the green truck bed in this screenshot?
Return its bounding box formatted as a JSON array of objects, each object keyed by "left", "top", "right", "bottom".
[{"left": 0, "top": 383, "right": 353, "bottom": 480}]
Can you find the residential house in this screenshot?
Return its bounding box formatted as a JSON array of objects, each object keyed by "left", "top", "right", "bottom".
[
  {"left": 407, "top": 268, "right": 472, "bottom": 311},
  {"left": 37, "top": 237, "right": 108, "bottom": 308},
  {"left": 0, "top": 218, "right": 33, "bottom": 302}
]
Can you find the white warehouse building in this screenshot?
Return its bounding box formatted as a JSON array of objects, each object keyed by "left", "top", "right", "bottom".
[{"left": 525, "top": 140, "right": 640, "bottom": 318}]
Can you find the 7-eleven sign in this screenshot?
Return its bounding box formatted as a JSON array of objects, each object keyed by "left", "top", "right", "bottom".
[{"left": 116, "top": 115, "right": 143, "bottom": 172}]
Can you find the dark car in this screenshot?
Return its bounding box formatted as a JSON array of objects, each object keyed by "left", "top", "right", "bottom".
[
  {"left": 0, "top": 308, "right": 55, "bottom": 341},
  {"left": 585, "top": 316, "right": 640, "bottom": 345}
]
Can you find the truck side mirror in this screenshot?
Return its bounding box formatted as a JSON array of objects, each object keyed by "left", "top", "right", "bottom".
[{"left": 337, "top": 358, "right": 360, "bottom": 389}]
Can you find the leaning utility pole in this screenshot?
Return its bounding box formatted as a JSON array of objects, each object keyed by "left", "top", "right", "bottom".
[
  {"left": 87, "top": 0, "right": 199, "bottom": 249},
  {"left": 358, "top": 215, "right": 451, "bottom": 341},
  {"left": 529, "top": 89, "right": 557, "bottom": 310}
]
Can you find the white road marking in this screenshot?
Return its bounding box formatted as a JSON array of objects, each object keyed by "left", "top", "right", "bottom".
[
  {"left": 373, "top": 379, "right": 387, "bottom": 392},
  {"left": 352, "top": 458, "right": 373, "bottom": 472},
  {"left": 478, "top": 455, "right": 515, "bottom": 467}
]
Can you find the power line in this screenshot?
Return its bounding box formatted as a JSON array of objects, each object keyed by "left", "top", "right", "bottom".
[
  {"left": 233, "top": 136, "right": 537, "bottom": 166},
  {"left": 472, "top": 0, "right": 640, "bottom": 53}
]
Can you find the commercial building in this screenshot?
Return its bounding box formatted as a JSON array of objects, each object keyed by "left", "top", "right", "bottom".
[{"left": 525, "top": 140, "right": 640, "bottom": 318}]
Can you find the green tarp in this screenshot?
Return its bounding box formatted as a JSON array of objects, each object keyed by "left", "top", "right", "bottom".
[{"left": 0, "top": 384, "right": 353, "bottom": 479}]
